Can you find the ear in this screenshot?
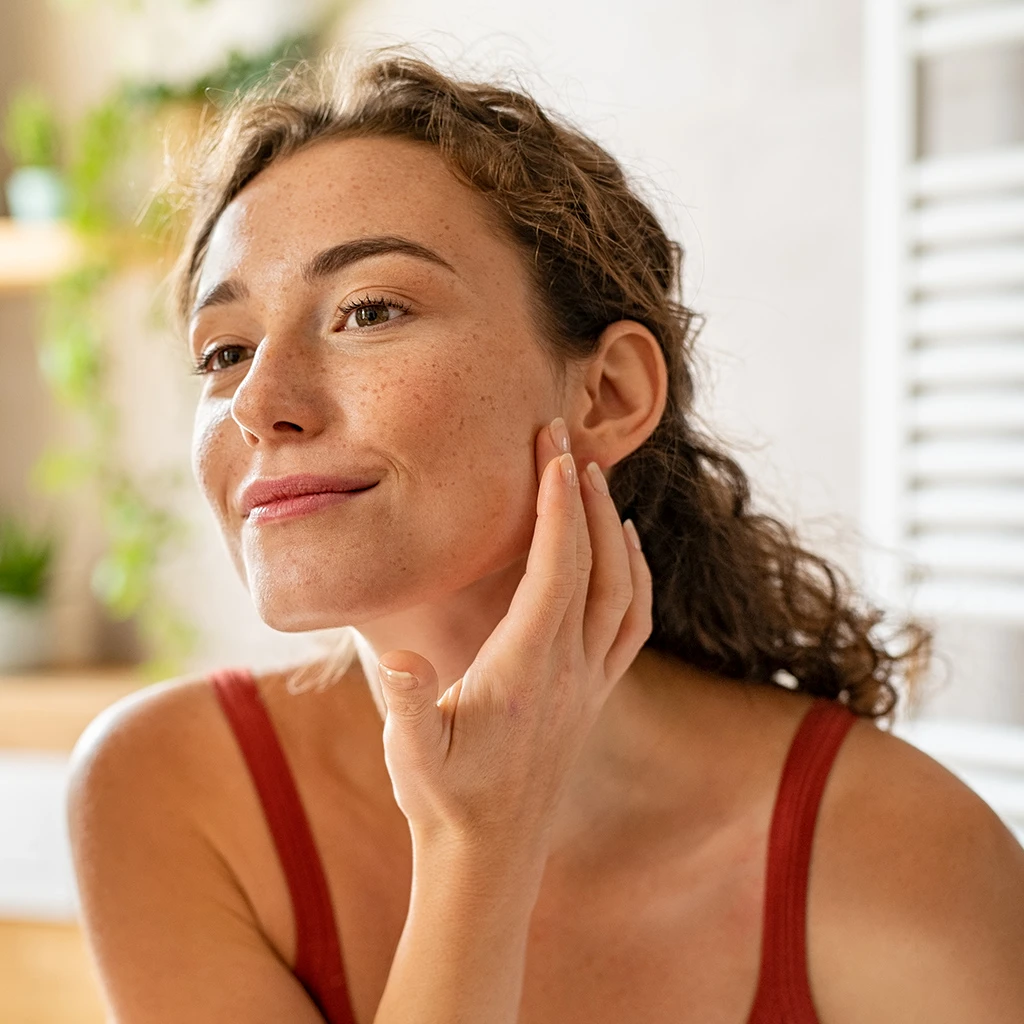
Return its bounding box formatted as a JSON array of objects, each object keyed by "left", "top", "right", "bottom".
[{"left": 566, "top": 320, "right": 668, "bottom": 470}]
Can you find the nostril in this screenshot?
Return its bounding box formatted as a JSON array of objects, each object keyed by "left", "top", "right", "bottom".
[{"left": 273, "top": 422, "right": 303, "bottom": 432}]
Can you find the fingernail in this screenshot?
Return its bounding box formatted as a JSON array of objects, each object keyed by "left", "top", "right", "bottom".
[
  {"left": 378, "top": 664, "right": 418, "bottom": 688},
  {"left": 559, "top": 452, "right": 577, "bottom": 487},
  {"left": 585, "top": 461, "right": 609, "bottom": 496},
  {"left": 549, "top": 417, "right": 570, "bottom": 453},
  {"left": 624, "top": 518, "right": 642, "bottom": 551}
]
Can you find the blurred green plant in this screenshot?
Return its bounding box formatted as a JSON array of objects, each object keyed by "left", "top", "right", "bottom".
[
  {"left": 2, "top": 88, "right": 62, "bottom": 168},
  {"left": 0, "top": 515, "right": 55, "bottom": 603},
  {"left": 28, "top": 20, "right": 332, "bottom": 678}
]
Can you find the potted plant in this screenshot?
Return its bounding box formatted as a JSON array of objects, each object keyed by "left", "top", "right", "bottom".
[
  {"left": 2, "top": 87, "right": 67, "bottom": 221},
  {"left": 0, "top": 514, "right": 55, "bottom": 672}
]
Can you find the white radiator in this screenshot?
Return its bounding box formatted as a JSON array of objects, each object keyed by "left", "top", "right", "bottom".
[{"left": 863, "top": 0, "right": 1024, "bottom": 622}]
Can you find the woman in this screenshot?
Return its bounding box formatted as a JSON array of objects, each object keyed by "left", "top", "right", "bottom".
[{"left": 67, "top": 51, "right": 1024, "bottom": 1024}]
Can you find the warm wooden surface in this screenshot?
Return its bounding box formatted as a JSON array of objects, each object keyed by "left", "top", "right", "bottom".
[
  {"left": 0, "top": 218, "right": 81, "bottom": 292},
  {"left": 0, "top": 666, "right": 144, "bottom": 752},
  {"left": 0, "top": 919, "right": 107, "bottom": 1024}
]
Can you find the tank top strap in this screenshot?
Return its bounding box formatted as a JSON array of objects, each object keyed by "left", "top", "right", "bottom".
[
  {"left": 209, "top": 667, "right": 356, "bottom": 1024},
  {"left": 747, "top": 697, "right": 858, "bottom": 1024}
]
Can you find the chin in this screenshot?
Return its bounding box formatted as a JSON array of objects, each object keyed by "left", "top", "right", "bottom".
[
  {"left": 248, "top": 573, "right": 370, "bottom": 633},
  {"left": 244, "top": 556, "right": 421, "bottom": 633}
]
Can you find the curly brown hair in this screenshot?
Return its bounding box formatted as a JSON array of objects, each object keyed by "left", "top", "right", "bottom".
[{"left": 170, "top": 48, "right": 931, "bottom": 719}]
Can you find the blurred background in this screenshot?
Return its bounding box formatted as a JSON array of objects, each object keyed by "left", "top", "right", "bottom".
[{"left": 0, "top": 0, "right": 1022, "bottom": 1019}]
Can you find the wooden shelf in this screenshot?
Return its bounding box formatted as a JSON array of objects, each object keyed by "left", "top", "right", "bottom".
[
  {"left": 0, "top": 665, "right": 144, "bottom": 751},
  {"left": 0, "top": 217, "right": 81, "bottom": 292}
]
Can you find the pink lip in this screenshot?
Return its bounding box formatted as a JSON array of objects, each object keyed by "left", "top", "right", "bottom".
[
  {"left": 239, "top": 473, "right": 381, "bottom": 520},
  {"left": 246, "top": 487, "right": 375, "bottom": 524}
]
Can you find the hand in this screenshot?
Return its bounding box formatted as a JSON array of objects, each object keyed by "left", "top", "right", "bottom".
[{"left": 376, "top": 417, "right": 653, "bottom": 857}]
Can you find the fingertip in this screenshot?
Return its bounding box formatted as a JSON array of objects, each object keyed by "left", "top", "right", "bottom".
[
  {"left": 559, "top": 452, "right": 577, "bottom": 489},
  {"left": 623, "top": 518, "right": 642, "bottom": 553}
]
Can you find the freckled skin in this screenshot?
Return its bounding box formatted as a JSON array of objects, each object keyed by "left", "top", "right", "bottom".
[{"left": 189, "top": 137, "right": 570, "bottom": 656}]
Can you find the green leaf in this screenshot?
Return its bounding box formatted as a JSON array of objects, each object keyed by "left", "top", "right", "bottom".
[
  {"left": 2, "top": 87, "right": 61, "bottom": 167},
  {"left": 37, "top": 320, "right": 104, "bottom": 407},
  {"left": 0, "top": 515, "right": 55, "bottom": 601},
  {"left": 30, "top": 447, "right": 97, "bottom": 494},
  {"left": 91, "top": 552, "right": 146, "bottom": 619}
]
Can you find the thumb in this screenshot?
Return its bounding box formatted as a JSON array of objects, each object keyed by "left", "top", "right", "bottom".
[{"left": 377, "top": 651, "right": 444, "bottom": 751}]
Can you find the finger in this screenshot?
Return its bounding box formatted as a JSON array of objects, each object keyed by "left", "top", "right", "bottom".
[
  {"left": 540, "top": 418, "right": 593, "bottom": 647},
  {"left": 377, "top": 651, "right": 446, "bottom": 764},
  {"left": 579, "top": 460, "right": 634, "bottom": 672},
  {"left": 504, "top": 442, "right": 583, "bottom": 656},
  {"left": 536, "top": 415, "right": 571, "bottom": 484},
  {"left": 563, "top": 450, "right": 595, "bottom": 645},
  {"left": 602, "top": 519, "right": 654, "bottom": 687}
]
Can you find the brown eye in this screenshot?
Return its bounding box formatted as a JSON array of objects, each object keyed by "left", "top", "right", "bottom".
[
  {"left": 353, "top": 304, "right": 391, "bottom": 327},
  {"left": 338, "top": 299, "right": 409, "bottom": 331},
  {"left": 193, "top": 344, "right": 251, "bottom": 375},
  {"left": 213, "top": 347, "right": 246, "bottom": 368}
]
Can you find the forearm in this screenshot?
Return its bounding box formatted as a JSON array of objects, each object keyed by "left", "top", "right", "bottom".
[{"left": 373, "top": 836, "right": 546, "bottom": 1024}]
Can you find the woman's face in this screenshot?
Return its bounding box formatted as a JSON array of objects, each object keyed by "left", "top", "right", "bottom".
[{"left": 189, "top": 136, "right": 570, "bottom": 631}]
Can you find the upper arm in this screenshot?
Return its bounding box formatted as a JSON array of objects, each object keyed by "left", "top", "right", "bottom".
[
  {"left": 811, "top": 722, "right": 1024, "bottom": 1024},
  {"left": 67, "top": 681, "right": 327, "bottom": 1024}
]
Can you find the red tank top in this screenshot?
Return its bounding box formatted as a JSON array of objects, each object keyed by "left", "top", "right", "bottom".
[{"left": 210, "top": 667, "right": 857, "bottom": 1024}]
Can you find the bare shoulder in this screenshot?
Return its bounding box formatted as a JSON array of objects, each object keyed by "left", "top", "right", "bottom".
[
  {"left": 68, "top": 662, "right": 332, "bottom": 810},
  {"left": 70, "top": 671, "right": 228, "bottom": 803},
  {"left": 67, "top": 670, "right": 327, "bottom": 1023},
  {"left": 808, "top": 713, "right": 1024, "bottom": 1024}
]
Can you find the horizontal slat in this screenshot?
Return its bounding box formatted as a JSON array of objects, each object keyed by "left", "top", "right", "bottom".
[
  {"left": 910, "top": 146, "right": 1024, "bottom": 199},
  {"left": 909, "top": 533, "right": 1024, "bottom": 573},
  {"left": 908, "top": 484, "right": 1024, "bottom": 526},
  {"left": 911, "top": 577, "right": 1024, "bottom": 620},
  {"left": 909, "top": 341, "right": 1024, "bottom": 383},
  {"left": 911, "top": 246, "right": 1024, "bottom": 289},
  {"left": 910, "top": 3, "right": 1024, "bottom": 55},
  {"left": 911, "top": 198, "right": 1024, "bottom": 245},
  {"left": 910, "top": 296, "right": 1024, "bottom": 336},
  {"left": 909, "top": 437, "right": 1024, "bottom": 479},
  {"left": 910, "top": 389, "right": 1024, "bottom": 430}
]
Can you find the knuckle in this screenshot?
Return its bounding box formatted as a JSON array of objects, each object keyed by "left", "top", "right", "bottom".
[
  {"left": 384, "top": 695, "right": 433, "bottom": 721},
  {"left": 538, "top": 568, "right": 578, "bottom": 603}
]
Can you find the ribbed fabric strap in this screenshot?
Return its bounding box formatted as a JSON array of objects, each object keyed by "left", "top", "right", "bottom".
[
  {"left": 210, "top": 668, "right": 357, "bottom": 1024},
  {"left": 747, "top": 698, "right": 857, "bottom": 1024}
]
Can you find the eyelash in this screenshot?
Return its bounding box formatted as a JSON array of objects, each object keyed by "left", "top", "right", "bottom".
[{"left": 190, "top": 294, "right": 412, "bottom": 376}]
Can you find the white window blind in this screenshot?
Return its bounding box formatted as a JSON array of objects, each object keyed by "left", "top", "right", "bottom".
[{"left": 863, "top": 0, "right": 1024, "bottom": 622}]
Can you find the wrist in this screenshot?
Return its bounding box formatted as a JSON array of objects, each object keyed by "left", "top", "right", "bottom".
[{"left": 410, "top": 827, "right": 549, "bottom": 907}]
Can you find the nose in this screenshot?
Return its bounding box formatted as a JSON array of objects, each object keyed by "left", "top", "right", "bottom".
[{"left": 230, "top": 331, "right": 329, "bottom": 447}]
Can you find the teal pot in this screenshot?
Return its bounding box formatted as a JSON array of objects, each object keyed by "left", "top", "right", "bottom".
[
  {"left": 0, "top": 596, "right": 50, "bottom": 672},
  {"left": 4, "top": 166, "right": 67, "bottom": 222}
]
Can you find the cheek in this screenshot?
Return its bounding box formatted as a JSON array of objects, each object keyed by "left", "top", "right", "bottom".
[
  {"left": 373, "top": 346, "right": 535, "bottom": 486},
  {"left": 191, "top": 401, "right": 234, "bottom": 512}
]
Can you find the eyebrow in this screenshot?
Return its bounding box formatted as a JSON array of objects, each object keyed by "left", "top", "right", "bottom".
[{"left": 190, "top": 235, "right": 458, "bottom": 320}]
